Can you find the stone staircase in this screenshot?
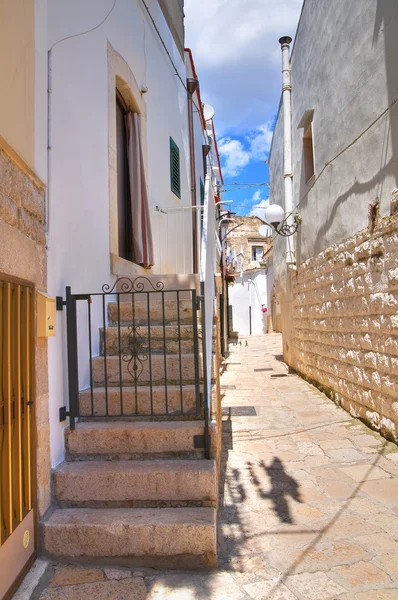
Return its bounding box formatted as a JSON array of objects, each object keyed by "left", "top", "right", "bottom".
[{"left": 41, "top": 293, "right": 218, "bottom": 568}]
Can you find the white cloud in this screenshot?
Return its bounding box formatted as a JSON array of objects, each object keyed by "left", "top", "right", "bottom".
[
  {"left": 248, "top": 121, "right": 274, "bottom": 160},
  {"left": 185, "top": 0, "right": 303, "bottom": 135},
  {"left": 217, "top": 137, "right": 251, "bottom": 177},
  {"left": 218, "top": 120, "right": 274, "bottom": 178},
  {"left": 250, "top": 198, "right": 270, "bottom": 221}
]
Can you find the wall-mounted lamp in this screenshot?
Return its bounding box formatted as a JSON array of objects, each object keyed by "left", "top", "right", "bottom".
[
  {"left": 264, "top": 203, "right": 301, "bottom": 237},
  {"left": 218, "top": 217, "right": 234, "bottom": 226},
  {"left": 216, "top": 200, "right": 233, "bottom": 205},
  {"left": 187, "top": 78, "right": 199, "bottom": 97}
]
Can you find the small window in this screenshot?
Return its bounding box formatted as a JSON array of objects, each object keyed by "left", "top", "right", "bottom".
[
  {"left": 303, "top": 123, "right": 315, "bottom": 182},
  {"left": 252, "top": 246, "right": 263, "bottom": 262},
  {"left": 170, "top": 137, "right": 181, "bottom": 198}
]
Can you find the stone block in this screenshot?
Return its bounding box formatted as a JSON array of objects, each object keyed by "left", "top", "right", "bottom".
[
  {"left": 53, "top": 459, "right": 217, "bottom": 505},
  {"left": 0, "top": 189, "right": 18, "bottom": 226},
  {"left": 41, "top": 507, "right": 217, "bottom": 567},
  {"left": 66, "top": 420, "right": 206, "bottom": 458}
]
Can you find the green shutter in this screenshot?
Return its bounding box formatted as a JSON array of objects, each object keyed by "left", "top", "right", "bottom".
[{"left": 170, "top": 137, "right": 181, "bottom": 198}]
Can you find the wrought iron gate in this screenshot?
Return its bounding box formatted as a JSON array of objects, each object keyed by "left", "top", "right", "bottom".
[
  {"left": 0, "top": 277, "right": 35, "bottom": 600},
  {"left": 60, "top": 277, "right": 205, "bottom": 429}
]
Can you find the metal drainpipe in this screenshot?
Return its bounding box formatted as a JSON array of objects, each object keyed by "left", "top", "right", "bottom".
[
  {"left": 279, "top": 36, "right": 295, "bottom": 265},
  {"left": 187, "top": 78, "right": 199, "bottom": 273}
]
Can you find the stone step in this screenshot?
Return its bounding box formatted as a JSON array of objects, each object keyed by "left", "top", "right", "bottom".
[
  {"left": 41, "top": 507, "right": 217, "bottom": 568},
  {"left": 91, "top": 353, "right": 200, "bottom": 386},
  {"left": 54, "top": 459, "right": 216, "bottom": 507},
  {"left": 108, "top": 299, "right": 195, "bottom": 325},
  {"left": 100, "top": 325, "right": 196, "bottom": 356},
  {"left": 66, "top": 421, "right": 206, "bottom": 460},
  {"left": 79, "top": 384, "right": 198, "bottom": 417}
]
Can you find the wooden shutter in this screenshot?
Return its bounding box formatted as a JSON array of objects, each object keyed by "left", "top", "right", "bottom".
[{"left": 170, "top": 138, "right": 181, "bottom": 198}]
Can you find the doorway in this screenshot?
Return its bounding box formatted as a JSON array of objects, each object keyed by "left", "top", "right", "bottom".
[{"left": 0, "top": 276, "right": 36, "bottom": 599}]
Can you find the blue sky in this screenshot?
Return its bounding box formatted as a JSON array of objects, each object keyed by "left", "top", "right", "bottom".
[{"left": 184, "top": 0, "right": 303, "bottom": 217}]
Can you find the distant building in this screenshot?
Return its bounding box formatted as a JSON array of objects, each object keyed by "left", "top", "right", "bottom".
[{"left": 225, "top": 216, "right": 273, "bottom": 335}]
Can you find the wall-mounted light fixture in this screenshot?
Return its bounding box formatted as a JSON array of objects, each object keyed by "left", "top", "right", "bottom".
[{"left": 264, "top": 204, "right": 301, "bottom": 237}]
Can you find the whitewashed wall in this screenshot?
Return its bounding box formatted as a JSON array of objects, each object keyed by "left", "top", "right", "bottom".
[
  {"left": 270, "top": 0, "right": 398, "bottom": 293},
  {"left": 45, "top": 0, "right": 193, "bottom": 466},
  {"left": 229, "top": 271, "right": 268, "bottom": 335}
]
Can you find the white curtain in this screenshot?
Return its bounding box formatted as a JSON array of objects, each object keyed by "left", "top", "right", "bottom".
[{"left": 125, "top": 112, "right": 154, "bottom": 268}]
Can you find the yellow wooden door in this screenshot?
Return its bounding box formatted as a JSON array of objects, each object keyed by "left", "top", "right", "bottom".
[{"left": 0, "top": 278, "right": 35, "bottom": 600}]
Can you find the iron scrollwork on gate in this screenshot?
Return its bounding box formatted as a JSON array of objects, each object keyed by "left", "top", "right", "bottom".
[{"left": 102, "top": 277, "right": 165, "bottom": 386}]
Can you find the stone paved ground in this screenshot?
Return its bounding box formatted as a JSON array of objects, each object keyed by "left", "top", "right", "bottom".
[{"left": 26, "top": 334, "right": 398, "bottom": 600}]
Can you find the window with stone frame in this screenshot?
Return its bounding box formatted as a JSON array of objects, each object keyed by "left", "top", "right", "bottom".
[{"left": 252, "top": 245, "right": 264, "bottom": 262}]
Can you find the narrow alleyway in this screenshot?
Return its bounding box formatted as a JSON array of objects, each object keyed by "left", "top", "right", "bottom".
[{"left": 25, "top": 335, "right": 398, "bottom": 600}]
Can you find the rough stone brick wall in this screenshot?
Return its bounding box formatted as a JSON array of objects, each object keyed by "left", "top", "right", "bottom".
[
  {"left": 0, "top": 148, "right": 46, "bottom": 247},
  {"left": 291, "top": 213, "right": 398, "bottom": 442}
]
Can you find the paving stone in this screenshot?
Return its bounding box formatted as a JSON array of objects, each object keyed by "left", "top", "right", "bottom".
[
  {"left": 318, "top": 439, "right": 355, "bottom": 450},
  {"left": 385, "top": 452, "right": 398, "bottom": 463},
  {"left": 369, "top": 513, "right": 398, "bottom": 538},
  {"left": 146, "top": 572, "right": 245, "bottom": 599},
  {"left": 361, "top": 479, "right": 398, "bottom": 507},
  {"left": 331, "top": 561, "right": 392, "bottom": 589},
  {"left": 295, "top": 540, "right": 371, "bottom": 573},
  {"left": 326, "top": 448, "right": 368, "bottom": 462},
  {"left": 351, "top": 434, "right": 383, "bottom": 447},
  {"left": 286, "top": 571, "right": 346, "bottom": 599},
  {"left": 346, "top": 497, "right": 385, "bottom": 516},
  {"left": 354, "top": 592, "right": 398, "bottom": 599},
  {"left": 317, "top": 479, "right": 355, "bottom": 499},
  {"left": 354, "top": 532, "right": 398, "bottom": 555},
  {"left": 39, "top": 578, "right": 147, "bottom": 600},
  {"left": 296, "top": 441, "right": 325, "bottom": 456},
  {"left": 243, "top": 580, "right": 298, "bottom": 600},
  {"left": 48, "top": 566, "right": 105, "bottom": 587},
  {"left": 339, "top": 465, "right": 390, "bottom": 482},
  {"left": 372, "top": 554, "right": 398, "bottom": 579}
]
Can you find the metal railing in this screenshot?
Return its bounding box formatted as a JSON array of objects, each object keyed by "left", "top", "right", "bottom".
[{"left": 62, "top": 277, "right": 204, "bottom": 429}]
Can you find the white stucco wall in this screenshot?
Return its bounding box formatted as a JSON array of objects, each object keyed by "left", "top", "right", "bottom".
[
  {"left": 269, "top": 0, "right": 398, "bottom": 291},
  {"left": 45, "top": 0, "right": 194, "bottom": 466},
  {"left": 229, "top": 271, "right": 268, "bottom": 336}
]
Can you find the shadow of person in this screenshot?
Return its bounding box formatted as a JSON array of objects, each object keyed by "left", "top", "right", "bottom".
[{"left": 261, "top": 457, "right": 302, "bottom": 524}]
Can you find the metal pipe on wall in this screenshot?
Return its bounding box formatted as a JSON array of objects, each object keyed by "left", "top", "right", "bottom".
[
  {"left": 187, "top": 78, "right": 200, "bottom": 273},
  {"left": 279, "top": 36, "right": 295, "bottom": 265}
]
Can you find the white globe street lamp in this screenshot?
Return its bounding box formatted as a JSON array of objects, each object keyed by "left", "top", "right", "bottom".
[{"left": 264, "top": 203, "right": 300, "bottom": 237}]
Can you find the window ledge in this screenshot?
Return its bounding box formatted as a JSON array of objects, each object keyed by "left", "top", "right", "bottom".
[{"left": 110, "top": 253, "right": 151, "bottom": 279}]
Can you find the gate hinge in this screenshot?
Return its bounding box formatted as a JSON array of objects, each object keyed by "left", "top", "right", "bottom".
[
  {"left": 193, "top": 434, "right": 211, "bottom": 449},
  {"left": 59, "top": 406, "right": 70, "bottom": 422},
  {"left": 56, "top": 296, "right": 66, "bottom": 311},
  {"left": 196, "top": 295, "right": 203, "bottom": 310}
]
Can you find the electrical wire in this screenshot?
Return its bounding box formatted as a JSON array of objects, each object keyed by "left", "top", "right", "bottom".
[
  {"left": 50, "top": 0, "right": 117, "bottom": 50},
  {"left": 222, "top": 182, "right": 270, "bottom": 187},
  {"left": 140, "top": 0, "right": 208, "bottom": 145}
]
